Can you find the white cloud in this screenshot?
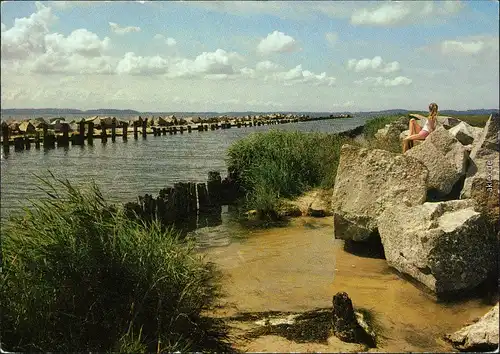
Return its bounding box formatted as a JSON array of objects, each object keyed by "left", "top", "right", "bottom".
[
  {"left": 350, "top": 1, "right": 466, "bottom": 27},
  {"left": 45, "top": 29, "right": 110, "bottom": 57},
  {"left": 347, "top": 56, "right": 383, "bottom": 71},
  {"left": 255, "top": 60, "right": 281, "bottom": 72},
  {"left": 1, "top": 2, "right": 57, "bottom": 59},
  {"left": 257, "top": 30, "right": 299, "bottom": 55},
  {"left": 347, "top": 56, "right": 401, "bottom": 73},
  {"left": 240, "top": 67, "right": 256, "bottom": 78},
  {"left": 154, "top": 33, "right": 177, "bottom": 46},
  {"left": 116, "top": 52, "right": 169, "bottom": 75},
  {"left": 379, "top": 61, "right": 401, "bottom": 73},
  {"left": 354, "top": 76, "right": 412, "bottom": 87},
  {"left": 440, "top": 36, "right": 498, "bottom": 55},
  {"left": 351, "top": 3, "right": 411, "bottom": 26},
  {"left": 109, "top": 22, "right": 141, "bottom": 35},
  {"left": 30, "top": 53, "right": 116, "bottom": 75},
  {"left": 168, "top": 49, "right": 243, "bottom": 78},
  {"left": 272, "top": 64, "right": 336, "bottom": 86},
  {"left": 325, "top": 32, "right": 338, "bottom": 46}
]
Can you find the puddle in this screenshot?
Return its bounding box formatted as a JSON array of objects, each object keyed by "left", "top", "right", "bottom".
[{"left": 201, "top": 216, "right": 495, "bottom": 352}]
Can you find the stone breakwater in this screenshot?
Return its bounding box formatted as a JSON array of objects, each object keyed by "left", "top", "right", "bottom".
[
  {"left": 331, "top": 113, "right": 499, "bottom": 351},
  {"left": 0, "top": 113, "right": 353, "bottom": 152}
]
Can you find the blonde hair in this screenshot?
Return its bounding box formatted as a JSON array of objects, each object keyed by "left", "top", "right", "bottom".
[{"left": 428, "top": 102, "right": 438, "bottom": 120}]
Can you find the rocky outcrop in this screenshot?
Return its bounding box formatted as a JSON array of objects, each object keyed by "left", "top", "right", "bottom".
[
  {"left": 461, "top": 114, "right": 499, "bottom": 198},
  {"left": 378, "top": 199, "right": 497, "bottom": 295},
  {"left": 405, "top": 126, "right": 468, "bottom": 196},
  {"left": 449, "top": 121, "right": 483, "bottom": 146},
  {"left": 332, "top": 292, "right": 376, "bottom": 348},
  {"left": 445, "top": 303, "right": 499, "bottom": 352},
  {"left": 332, "top": 145, "right": 428, "bottom": 241}
]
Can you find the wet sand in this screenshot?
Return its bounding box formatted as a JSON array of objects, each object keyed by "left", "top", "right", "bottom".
[{"left": 204, "top": 216, "right": 494, "bottom": 352}]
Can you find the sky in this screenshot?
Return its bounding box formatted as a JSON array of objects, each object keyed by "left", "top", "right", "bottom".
[{"left": 1, "top": 0, "right": 499, "bottom": 112}]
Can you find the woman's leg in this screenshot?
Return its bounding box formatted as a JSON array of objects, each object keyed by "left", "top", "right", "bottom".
[
  {"left": 402, "top": 132, "right": 427, "bottom": 153},
  {"left": 408, "top": 119, "right": 422, "bottom": 135}
]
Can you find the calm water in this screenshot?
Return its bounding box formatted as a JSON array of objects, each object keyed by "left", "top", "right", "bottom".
[{"left": 0, "top": 117, "right": 370, "bottom": 221}]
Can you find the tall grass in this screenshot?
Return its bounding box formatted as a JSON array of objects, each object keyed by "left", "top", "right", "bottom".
[
  {"left": 226, "top": 130, "right": 350, "bottom": 217},
  {"left": 0, "top": 175, "right": 229, "bottom": 352}
]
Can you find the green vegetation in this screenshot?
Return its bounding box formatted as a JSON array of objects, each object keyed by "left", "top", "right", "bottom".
[
  {"left": 362, "top": 115, "right": 402, "bottom": 140},
  {"left": 1, "top": 175, "right": 229, "bottom": 352},
  {"left": 227, "top": 130, "right": 351, "bottom": 219},
  {"left": 362, "top": 115, "right": 404, "bottom": 154}
]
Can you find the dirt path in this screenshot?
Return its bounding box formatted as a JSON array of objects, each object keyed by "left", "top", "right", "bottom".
[{"left": 203, "top": 216, "right": 493, "bottom": 352}]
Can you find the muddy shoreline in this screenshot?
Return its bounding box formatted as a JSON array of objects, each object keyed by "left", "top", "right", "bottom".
[{"left": 203, "top": 216, "right": 495, "bottom": 352}]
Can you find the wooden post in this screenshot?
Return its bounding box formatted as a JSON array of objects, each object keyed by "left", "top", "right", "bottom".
[
  {"left": 133, "top": 120, "right": 139, "bottom": 139},
  {"left": 87, "top": 121, "right": 94, "bottom": 145},
  {"left": 101, "top": 123, "right": 107, "bottom": 144},
  {"left": 172, "top": 126, "right": 177, "bottom": 134},
  {"left": 197, "top": 183, "right": 209, "bottom": 212},
  {"left": 162, "top": 127, "right": 167, "bottom": 135},
  {"left": 1, "top": 121, "right": 9, "bottom": 152},
  {"left": 207, "top": 171, "right": 222, "bottom": 206},
  {"left": 111, "top": 117, "right": 117, "bottom": 142},
  {"left": 179, "top": 126, "right": 184, "bottom": 134},
  {"left": 122, "top": 121, "right": 128, "bottom": 141},
  {"left": 152, "top": 127, "right": 157, "bottom": 136},
  {"left": 187, "top": 126, "right": 192, "bottom": 133},
  {"left": 42, "top": 122, "right": 49, "bottom": 144},
  {"left": 14, "top": 137, "right": 24, "bottom": 151},
  {"left": 60, "top": 123, "right": 70, "bottom": 147},
  {"left": 34, "top": 131, "right": 40, "bottom": 149},
  {"left": 142, "top": 118, "right": 147, "bottom": 137},
  {"left": 204, "top": 124, "right": 208, "bottom": 131},
  {"left": 77, "top": 119, "right": 85, "bottom": 145},
  {"left": 198, "top": 124, "right": 203, "bottom": 132},
  {"left": 24, "top": 135, "right": 31, "bottom": 150}
]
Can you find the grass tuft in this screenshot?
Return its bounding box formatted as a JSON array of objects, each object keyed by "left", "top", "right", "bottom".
[{"left": 0, "top": 174, "right": 230, "bottom": 352}]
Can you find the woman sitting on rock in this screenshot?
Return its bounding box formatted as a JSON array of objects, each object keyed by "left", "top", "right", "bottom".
[{"left": 402, "top": 102, "right": 438, "bottom": 153}]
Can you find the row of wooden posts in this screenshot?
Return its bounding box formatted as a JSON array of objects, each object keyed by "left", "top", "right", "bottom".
[
  {"left": 123, "top": 171, "right": 242, "bottom": 231},
  {"left": 1, "top": 117, "right": 299, "bottom": 152}
]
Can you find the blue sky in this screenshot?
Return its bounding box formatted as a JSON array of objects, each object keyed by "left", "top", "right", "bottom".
[{"left": 1, "top": 1, "right": 498, "bottom": 112}]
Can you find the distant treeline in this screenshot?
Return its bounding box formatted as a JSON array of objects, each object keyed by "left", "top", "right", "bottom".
[{"left": 1, "top": 108, "right": 498, "bottom": 118}]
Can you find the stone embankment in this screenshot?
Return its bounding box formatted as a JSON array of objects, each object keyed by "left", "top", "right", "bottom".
[{"left": 331, "top": 113, "right": 499, "bottom": 351}]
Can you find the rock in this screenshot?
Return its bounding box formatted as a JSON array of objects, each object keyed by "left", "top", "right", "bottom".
[
  {"left": 332, "top": 144, "right": 428, "bottom": 241},
  {"left": 461, "top": 113, "right": 499, "bottom": 201},
  {"left": 378, "top": 199, "right": 497, "bottom": 295},
  {"left": 376, "top": 116, "right": 411, "bottom": 141},
  {"left": 449, "top": 121, "right": 477, "bottom": 145},
  {"left": 332, "top": 292, "right": 376, "bottom": 348},
  {"left": 445, "top": 303, "right": 499, "bottom": 352},
  {"left": 405, "top": 126, "right": 469, "bottom": 196},
  {"left": 277, "top": 203, "right": 303, "bottom": 217}
]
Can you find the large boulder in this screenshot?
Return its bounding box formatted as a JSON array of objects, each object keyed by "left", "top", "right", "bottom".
[
  {"left": 461, "top": 113, "right": 499, "bottom": 201},
  {"left": 375, "top": 116, "right": 411, "bottom": 141},
  {"left": 449, "top": 121, "right": 483, "bottom": 146},
  {"left": 332, "top": 145, "right": 428, "bottom": 241},
  {"left": 445, "top": 303, "right": 499, "bottom": 352},
  {"left": 378, "top": 199, "right": 497, "bottom": 295},
  {"left": 405, "top": 126, "right": 469, "bottom": 197}
]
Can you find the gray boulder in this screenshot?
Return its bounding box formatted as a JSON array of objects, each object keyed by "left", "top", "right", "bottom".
[
  {"left": 449, "top": 121, "right": 480, "bottom": 146},
  {"left": 332, "top": 145, "right": 428, "bottom": 241},
  {"left": 405, "top": 126, "right": 469, "bottom": 196},
  {"left": 378, "top": 199, "right": 497, "bottom": 295},
  {"left": 445, "top": 303, "right": 499, "bottom": 352},
  {"left": 461, "top": 113, "right": 499, "bottom": 199},
  {"left": 375, "top": 116, "right": 410, "bottom": 141}
]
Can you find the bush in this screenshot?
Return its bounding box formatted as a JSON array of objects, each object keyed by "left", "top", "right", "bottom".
[
  {"left": 363, "top": 115, "right": 402, "bottom": 139},
  {"left": 0, "top": 175, "right": 229, "bottom": 352},
  {"left": 226, "top": 130, "right": 350, "bottom": 216}
]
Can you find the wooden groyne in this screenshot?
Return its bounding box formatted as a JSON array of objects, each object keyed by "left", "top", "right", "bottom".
[
  {"left": 0, "top": 114, "right": 353, "bottom": 153},
  {"left": 123, "top": 170, "right": 243, "bottom": 233}
]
